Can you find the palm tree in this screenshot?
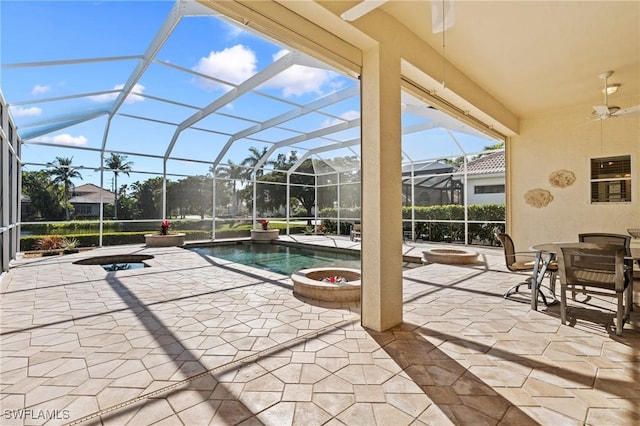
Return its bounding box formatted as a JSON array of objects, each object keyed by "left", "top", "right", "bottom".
[
  {"left": 104, "top": 153, "right": 133, "bottom": 219},
  {"left": 241, "top": 146, "right": 270, "bottom": 178},
  {"left": 212, "top": 160, "right": 246, "bottom": 216},
  {"left": 48, "top": 156, "right": 82, "bottom": 220}
]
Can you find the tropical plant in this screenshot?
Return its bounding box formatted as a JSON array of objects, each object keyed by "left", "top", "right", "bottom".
[
  {"left": 104, "top": 153, "right": 134, "bottom": 220},
  {"left": 33, "top": 235, "right": 64, "bottom": 251},
  {"left": 61, "top": 237, "right": 80, "bottom": 252},
  {"left": 47, "top": 157, "right": 82, "bottom": 220}
]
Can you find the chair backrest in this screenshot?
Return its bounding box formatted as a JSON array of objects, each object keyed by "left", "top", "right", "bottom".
[
  {"left": 579, "top": 233, "right": 632, "bottom": 281},
  {"left": 556, "top": 243, "right": 626, "bottom": 292},
  {"left": 353, "top": 224, "right": 361, "bottom": 232},
  {"left": 578, "top": 233, "right": 630, "bottom": 251},
  {"left": 495, "top": 232, "right": 518, "bottom": 272}
]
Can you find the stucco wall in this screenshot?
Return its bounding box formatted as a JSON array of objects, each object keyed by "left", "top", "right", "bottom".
[
  {"left": 509, "top": 101, "right": 639, "bottom": 250},
  {"left": 467, "top": 175, "right": 506, "bottom": 205}
]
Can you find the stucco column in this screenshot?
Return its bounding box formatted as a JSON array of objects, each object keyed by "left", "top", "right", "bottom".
[{"left": 360, "top": 44, "right": 403, "bottom": 332}]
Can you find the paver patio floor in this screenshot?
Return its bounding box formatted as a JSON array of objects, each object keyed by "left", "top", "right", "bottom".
[{"left": 1, "top": 236, "right": 639, "bottom": 425}]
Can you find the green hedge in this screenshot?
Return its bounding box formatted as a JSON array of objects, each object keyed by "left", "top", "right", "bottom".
[
  {"left": 319, "top": 204, "right": 505, "bottom": 245},
  {"left": 20, "top": 223, "right": 309, "bottom": 251},
  {"left": 20, "top": 230, "right": 213, "bottom": 251}
]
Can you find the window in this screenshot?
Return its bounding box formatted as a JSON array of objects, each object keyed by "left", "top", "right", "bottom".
[
  {"left": 590, "top": 155, "right": 631, "bottom": 203},
  {"left": 474, "top": 184, "right": 505, "bottom": 194}
]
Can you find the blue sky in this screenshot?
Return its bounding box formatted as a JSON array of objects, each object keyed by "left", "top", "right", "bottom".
[{"left": 1, "top": 0, "right": 498, "bottom": 189}]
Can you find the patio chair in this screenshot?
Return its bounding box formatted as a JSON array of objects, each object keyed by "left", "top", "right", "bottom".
[
  {"left": 350, "top": 223, "right": 361, "bottom": 242},
  {"left": 578, "top": 233, "right": 633, "bottom": 305},
  {"left": 556, "top": 243, "right": 630, "bottom": 335},
  {"left": 495, "top": 232, "right": 558, "bottom": 305}
]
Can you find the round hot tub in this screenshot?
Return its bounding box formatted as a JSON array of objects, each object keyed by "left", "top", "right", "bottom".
[
  {"left": 291, "top": 267, "right": 361, "bottom": 302},
  {"left": 422, "top": 248, "right": 479, "bottom": 265}
]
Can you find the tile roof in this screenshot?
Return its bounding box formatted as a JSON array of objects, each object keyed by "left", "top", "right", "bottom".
[{"left": 456, "top": 150, "right": 505, "bottom": 175}]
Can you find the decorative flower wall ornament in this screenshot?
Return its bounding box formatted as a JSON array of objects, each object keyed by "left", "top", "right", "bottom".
[
  {"left": 548, "top": 170, "right": 576, "bottom": 188},
  {"left": 524, "top": 189, "right": 554, "bottom": 208}
]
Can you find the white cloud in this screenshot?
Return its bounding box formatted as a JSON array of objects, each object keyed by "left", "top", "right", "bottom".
[
  {"left": 88, "top": 83, "right": 145, "bottom": 104},
  {"left": 340, "top": 110, "right": 360, "bottom": 121},
  {"left": 10, "top": 105, "right": 42, "bottom": 118},
  {"left": 39, "top": 134, "right": 88, "bottom": 146},
  {"left": 322, "top": 110, "right": 360, "bottom": 127},
  {"left": 31, "top": 84, "right": 51, "bottom": 95},
  {"left": 262, "top": 49, "right": 341, "bottom": 97},
  {"left": 193, "top": 44, "right": 257, "bottom": 90}
]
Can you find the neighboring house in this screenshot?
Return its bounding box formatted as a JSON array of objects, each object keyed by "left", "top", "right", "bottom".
[
  {"left": 69, "top": 184, "right": 115, "bottom": 218},
  {"left": 455, "top": 151, "right": 506, "bottom": 205}
]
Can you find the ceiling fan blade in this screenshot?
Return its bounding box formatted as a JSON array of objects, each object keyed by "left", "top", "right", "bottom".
[
  {"left": 612, "top": 104, "right": 640, "bottom": 116},
  {"left": 592, "top": 105, "right": 611, "bottom": 116}
]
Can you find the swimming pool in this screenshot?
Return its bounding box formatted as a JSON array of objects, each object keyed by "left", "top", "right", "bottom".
[{"left": 189, "top": 242, "right": 361, "bottom": 276}]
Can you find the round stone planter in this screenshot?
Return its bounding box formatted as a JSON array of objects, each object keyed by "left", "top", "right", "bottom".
[
  {"left": 144, "top": 233, "right": 186, "bottom": 247},
  {"left": 251, "top": 229, "right": 279, "bottom": 241},
  {"left": 291, "top": 267, "right": 361, "bottom": 302},
  {"left": 423, "top": 248, "right": 479, "bottom": 265}
]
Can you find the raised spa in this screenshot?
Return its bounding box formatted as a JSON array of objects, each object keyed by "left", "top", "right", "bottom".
[
  {"left": 291, "top": 267, "right": 361, "bottom": 302},
  {"left": 422, "top": 248, "right": 479, "bottom": 265}
]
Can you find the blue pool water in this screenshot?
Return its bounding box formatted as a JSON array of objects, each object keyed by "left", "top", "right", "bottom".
[{"left": 189, "top": 242, "right": 360, "bottom": 275}]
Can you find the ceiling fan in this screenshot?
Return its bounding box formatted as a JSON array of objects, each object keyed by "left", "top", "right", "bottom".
[{"left": 591, "top": 71, "right": 640, "bottom": 120}]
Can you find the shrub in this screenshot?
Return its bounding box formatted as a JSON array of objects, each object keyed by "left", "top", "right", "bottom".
[{"left": 33, "top": 235, "right": 64, "bottom": 251}]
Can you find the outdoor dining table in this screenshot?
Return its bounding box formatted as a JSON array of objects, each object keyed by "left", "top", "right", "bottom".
[{"left": 529, "top": 243, "right": 640, "bottom": 311}]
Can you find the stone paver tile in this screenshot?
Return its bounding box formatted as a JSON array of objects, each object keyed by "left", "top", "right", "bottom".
[
  {"left": 271, "top": 363, "right": 302, "bottom": 383},
  {"left": 467, "top": 365, "right": 528, "bottom": 388},
  {"left": 176, "top": 400, "right": 220, "bottom": 425},
  {"left": 69, "top": 378, "right": 113, "bottom": 396},
  {"left": 244, "top": 373, "right": 284, "bottom": 392},
  {"left": 586, "top": 407, "right": 639, "bottom": 424},
  {"left": 519, "top": 406, "right": 582, "bottom": 426},
  {"left": 24, "top": 385, "right": 74, "bottom": 407},
  {"left": 314, "top": 356, "right": 349, "bottom": 373},
  {"left": 459, "top": 394, "right": 512, "bottom": 420},
  {"left": 348, "top": 352, "right": 373, "bottom": 365},
  {"left": 87, "top": 359, "right": 126, "bottom": 379},
  {"left": 533, "top": 396, "right": 589, "bottom": 422},
  {"left": 385, "top": 393, "right": 432, "bottom": 418},
  {"left": 62, "top": 395, "right": 100, "bottom": 423},
  {"left": 96, "top": 386, "right": 143, "bottom": 410},
  {"left": 531, "top": 363, "right": 595, "bottom": 388},
  {"left": 371, "top": 402, "right": 414, "bottom": 425},
  {"left": 239, "top": 391, "right": 281, "bottom": 413},
  {"left": 42, "top": 367, "right": 89, "bottom": 386},
  {"left": 313, "top": 374, "right": 354, "bottom": 393},
  {"left": 209, "top": 382, "right": 244, "bottom": 400},
  {"left": 254, "top": 401, "right": 295, "bottom": 426},
  {"left": 290, "top": 352, "right": 315, "bottom": 363},
  {"left": 291, "top": 401, "right": 332, "bottom": 426},
  {"left": 282, "top": 384, "right": 313, "bottom": 402},
  {"left": 110, "top": 369, "right": 155, "bottom": 389},
  {"left": 165, "top": 389, "right": 211, "bottom": 413},
  {"left": 334, "top": 365, "right": 366, "bottom": 384},
  {"left": 493, "top": 387, "right": 539, "bottom": 406},
  {"left": 337, "top": 402, "right": 376, "bottom": 425},
  {"left": 312, "top": 393, "right": 355, "bottom": 416},
  {"left": 567, "top": 388, "right": 619, "bottom": 408},
  {"left": 299, "top": 364, "right": 331, "bottom": 384},
  {"left": 353, "top": 384, "right": 385, "bottom": 403},
  {"left": 168, "top": 361, "right": 208, "bottom": 381}
]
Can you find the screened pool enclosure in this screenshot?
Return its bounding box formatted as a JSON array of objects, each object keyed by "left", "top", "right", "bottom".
[{"left": 1, "top": 0, "right": 505, "bottom": 259}]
